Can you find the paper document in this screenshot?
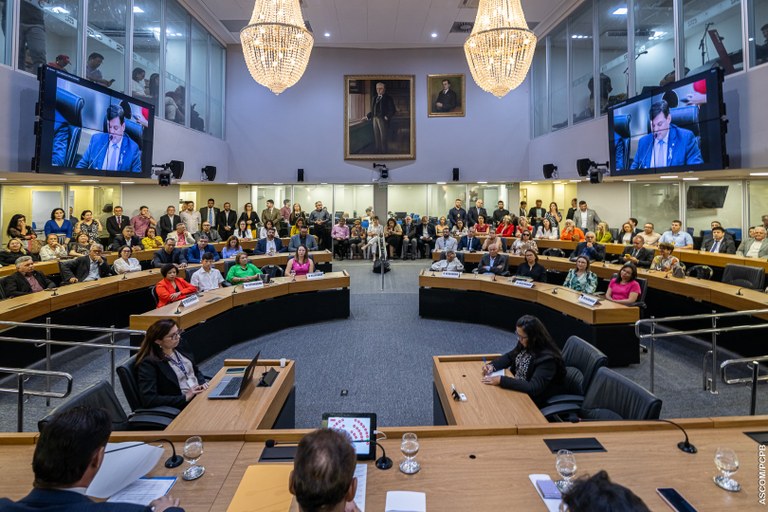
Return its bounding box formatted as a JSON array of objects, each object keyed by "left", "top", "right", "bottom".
[
  {"left": 353, "top": 464, "right": 367, "bottom": 512},
  {"left": 489, "top": 369, "right": 505, "bottom": 378},
  {"left": 385, "top": 491, "right": 426, "bottom": 512},
  {"left": 107, "top": 476, "right": 176, "bottom": 506},
  {"left": 528, "top": 474, "right": 562, "bottom": 512},
  {"left": 87, "top": 442, "right": 163, "bottom": 499}
]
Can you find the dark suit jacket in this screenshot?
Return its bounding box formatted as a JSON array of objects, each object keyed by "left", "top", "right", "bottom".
[
  {"left": 105, "top": 215, "right": 131, "bottom": 239},
  {"left": 108, "top": 235, "right": 142, "bottom": 251},
  {"left": 60, "top": 255, "right": 111, "bottom": 283},
  {"left": 200, "top": 207, "right": 220, "bottom": 228},
  {"left": 619, "top": 246, "right": 654, "bottom": 268},
  {"left": 701, "top": 237, "right": 736, "bottom": 254},
  {"left": 478, "top": 253, "right": 509, "bottom": 275},
  {"left": 136, "top": 351, "right": 205, "bottom": 410},
  {"left": 0, "top": 488, "right": 181, "bottom": 512},
  {"left": 433, "top": 88, "right": 457, "bottom": 112},
  {"left": 367, "top": 93, "right": 396, "bottom": 120},
  {"left": 630, "top": 124, "right": 703, "bottom": 169},
  {"left": 151, "top": 248, "right": 187, "bottom": 268},
  {"left": 572, "top": 242, "right": 606, "bottom": 262},
  {"left": 467, "top": 207, "right": 488, "bottom": 227},
  {"left": 401, "top": 222, "right": 417, "bottom": 239},
  {"left": 76, "top": 133, "right": 142, "bottom": 173},
  {"left": 254, "top": 237, "right": 286, "bottom": 255},
  {"left": 3, "top": 271, "right": 55, "bottom": 297},
  {"left": 457, "top": 236, "right": 482, "bottom": 252},
  {"left": 217, "top": 210, "right": 238, "bottom": 238},
  {"left": 447, "top": 207, "right": 467, "bottom": 228},
  {"left": 185, "top": 244, "right": 220, "bottom": 264},
  {"left": 158, "top": 214, "right": 182, "bottom": 240},
  {"left": 415, "top": 224, "right": 436, "bottom": 239}
]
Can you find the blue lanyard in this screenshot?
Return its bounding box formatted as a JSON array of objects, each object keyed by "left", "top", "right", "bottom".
[{"left": 167, "top": 351, "right": 188, "bottom": 378}]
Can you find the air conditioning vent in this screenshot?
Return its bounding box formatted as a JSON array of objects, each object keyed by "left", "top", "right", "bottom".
[
  {"left": 459, "top": 0, "right": 480, "bottom": 8},
  {"left": 450, "top": 21, "right": 474, "bottom": 34}
]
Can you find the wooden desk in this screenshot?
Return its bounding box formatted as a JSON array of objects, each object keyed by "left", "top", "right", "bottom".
[
  {"left": 432, "top": 355, "right": 547, "bottom": 426},
  {"left": 167, "top": 359, "right": 295, "bottom": 433}
]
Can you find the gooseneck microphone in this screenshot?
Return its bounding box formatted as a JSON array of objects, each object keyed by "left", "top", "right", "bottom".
[
  {"left": 104, "top": 438, "right": 184, "bottom": 468},
  {"left": 736, "top": 288, "right": 743, "bottom": 296},
  {"left": 656, "top": 419, "right": 697, "bottom": 454},
  {"left": 375, "top": 442, "right": 393, "bottom": 470}
]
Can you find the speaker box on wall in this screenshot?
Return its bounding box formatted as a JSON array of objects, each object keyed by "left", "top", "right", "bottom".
[
  {"left": 452, "top": 168, "right": 460, "bottom": 181},
  {"left": 202, "top": 165, "right": 216, "bottom": 181},
  {"left": 576, "top": 158, "right": 592, "bottom": 177},
  {"left": 297, "top": 168, "right": 304, "bottom": 182},
  {"left": 543, "top": 164, "right": 557, "bottom": 179}
]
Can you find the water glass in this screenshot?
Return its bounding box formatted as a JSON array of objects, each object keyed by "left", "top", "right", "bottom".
[
  {"left": 182, "top": 435, "right": 205, "bottom": 481},
  {"left": 713, "top": 447, "right": 741, "bottom": 492},
  {"left": 399, "top": 432, "right": 420, "bottom": 474},
  {"left": 555, "top": 449, "right": 577, "bottom": 492}
]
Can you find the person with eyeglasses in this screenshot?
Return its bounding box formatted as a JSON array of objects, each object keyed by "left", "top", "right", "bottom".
[
  {"left": 510, "top": 230, "right": 538, "bottom": 255},
  {"left": 135, "top": 319, "right": 208, "bottom": 410},
  {"left": 60, "top": 244, "right": 111, "bottom": 284}
]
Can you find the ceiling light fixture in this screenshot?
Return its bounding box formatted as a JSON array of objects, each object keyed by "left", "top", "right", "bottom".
[
  {"left": 324, "top": 32, "right": 331, "bottom": 37},
  {"left": 431, "top": 33, "right": 438, "bottom": 38},
  {"left": 613, "top": 7, "right": 628, "bottom": 15}
]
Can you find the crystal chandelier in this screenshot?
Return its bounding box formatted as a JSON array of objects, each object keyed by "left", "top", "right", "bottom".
[
  {"left": 464, "top": 0, "right": 537, "bottom": 98},
  {"left": 240, "top": 0, "right": 314, "bottom": 95}
]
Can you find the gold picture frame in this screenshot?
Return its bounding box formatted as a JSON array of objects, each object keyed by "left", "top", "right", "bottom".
[
  {"left": 427, "top": 74, "right": 466, "bottom": 118},
  {"left": 344, "top": 75, "right": 415, "bottom": 160}
]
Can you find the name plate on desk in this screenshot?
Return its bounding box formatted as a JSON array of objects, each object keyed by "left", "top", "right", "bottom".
[
  {"left": 578, "top": 294, "right": 599, "bottom": 307},
  {"left": 306, "top": 272, "right": 325, "bottom": 280},
  {"left": 512, "top": 279, "right": 534, "bottom": 288},
  {"left": 181, "top": 295, "right": 200, "bottom": 307},
  {"left": 243, "top": 280, "right": 264, "bottom": 290},
  {"left": 441, "top": 271, "right": 461, "bottom": 279}
]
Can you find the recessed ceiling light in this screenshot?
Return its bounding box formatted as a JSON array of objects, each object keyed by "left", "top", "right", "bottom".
[
  {"left": 612, "top": 7, "right": 628, "bottom": 15},
  {"left": 431, "top": 33, "right": 438, "bottom": 38},
  {"left": 569, "top": 179, "right": 582, "bottom": 183},
  {"left": 120, "top": 181, "right": 135, "bottom": 184},
  {"left": 522, "top": 181, "right": 531, "bottom": 183},
  {"left": 273, "top": 182, "right": 283, "bottom": 185},
  {"left": 227, "top": 182, "right": 238, "bottom": 185},
  {"left": 682, "top": 177, "right": 699, "bottom": 181},
  {"left": 436, "top": 181, "right": 446, "bottom": 185},
  {"left": 750, "top": 172, "right": 768, "bottom": 176},
  {"left": 0, "top": 178, "right": 7, "bottom": 181},
  {"left": 324, "top": 32, "right": 330, "bottom": 37},
  {"left": 133, "top": 6, "right": 144, "bottom": 13},
  {"left": 321, "top": 182, "right": 328, "bottom": 185},
  {"left": 80, "top": 179, "right": 99, "bottom": 182},
  {"left": 623, "top": 179, "right": 637, "bottom": 182},
  {"left": 659, "top": 175, "right": 678, "bottom": 179},
  {"left": 477, "top": 181, "right": 487, "bottom": 184}
]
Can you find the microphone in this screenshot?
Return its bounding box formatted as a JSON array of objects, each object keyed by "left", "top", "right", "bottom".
[
  {"left": 104, "top": 438, "right": 184, "bottom": 468},
  {"left": 736, "top": 288, "right": 743, "bottom": 296},
  {"left": 551, "top": 287, "right": 558, "bottom": 295},
  {"left": 655, "top": 419, "right": 697, "bottom": 454},
  {"left": 50, "top": 287, "right": 58, "bottom": 296},
  {"left": 375, "top": 441, "right": 393, "bottom": 470},
  {"left": 87, "top": 141, "right": 111, "bottom": 170},
  {"left": 174, "top": 302, "right": 183, "bottom": 314}
]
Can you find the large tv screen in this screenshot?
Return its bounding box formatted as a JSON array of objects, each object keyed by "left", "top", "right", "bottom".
[
  {"left": 608, "top": 68, "right": 727, "bottom": 176},
  {"left": 34, "top": 65, "right": 155, "bottom": 178}
]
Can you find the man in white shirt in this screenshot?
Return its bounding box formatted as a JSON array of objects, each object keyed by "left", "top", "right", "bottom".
[
  {"left": 434, "top": 231, "right": 458, "bottom": 253},
  {"left": 659, "top": 220, "right": 694, "bottom": 249},
  {"left": 180, "top": 201, "right": 201, "bottom": 234},
  {"left": 640, "top": 222, "right": 661, "bottom": 246},
  {"left": 736, "top": 226, "right": 768, "bottom": 258},
  {"left": 430, "top": 250, "right": 464, "bottom": 272},
  {"left": 574, "top": 201, "right": 601, "bottom": 233},
  {"left": 190, "top": 253, "right": 224, "bottom": 291}
]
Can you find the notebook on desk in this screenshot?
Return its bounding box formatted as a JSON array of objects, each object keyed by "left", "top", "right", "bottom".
[{"left": 208, "top": 351, "right": 260, "bottom": 400}]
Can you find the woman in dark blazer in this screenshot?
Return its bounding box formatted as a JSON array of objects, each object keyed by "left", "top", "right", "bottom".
[
  {"left": 135, "top": 319, "right": 208, "bottom": 409},
  {"left": 516, "top": 249, "right": 547, "bottom": 282},
  {"left": 238, "top": 202, "right": 260, "bottom": 232}
]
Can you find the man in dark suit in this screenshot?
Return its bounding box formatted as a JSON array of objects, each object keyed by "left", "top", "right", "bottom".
[
  {"left": 492, "top": 200, "right": 510, "bottom": 225},
  {"left": 254, "top": 227, "right": 286, "bottom": 254},
  {"left": 528, "top": 200, "right": 546, "bottom": 230},
  {"left": 630, "top": 100, "right": 703, "bottom": 170},
  {"left": 0, "top": 407, "right": 184, "bottom": 512},
  {"left": 365, "top": 81, "right": 396, "bottom": 153},
  {"left": 467, "top": 199, "right": 488, "bottom": 228},
  {"left": 619, "top": 235, "right": 654, "bottom": 268},
  {"left": 415, "top": 216, "right": 436, "bottom": 257},
  {"left": 76, "top": 105, "right": 142, "bottom": 173},
  {"left": 60, "top": 245, "right": 112, "bottom": 284},
  {"left": 457, "top": 227, "right": 482, "bottom": 252},
  {"left": 288, "top": 225, "right": 319, "bottom": 252},
  {"left": 185, "top": 236, "right": 220, "bottom": 264},
  {"left": 199, "top": 198, "right": 220, "bottom": 229},
  {"left": 105, "top": 205, "right": 130, "bottom": 243},
  {"left": 478, "top": 245, "right": 508, "bottom": 275},
  {"left": 152, "top": 239, "right": 188, "bottom": 268},
  {"left": 158, "top": 205, "right": 182, "bottom": 240},
  {"left": 108, "top": 225, "right": 142, "bottom": 251},
  {"left": 702, "top": 226, "right": 736, "bottom": 254},
  {"left": 433, "top": 78, "right": 458, "bottom": 112},
  {"left": 566, "top": 198, "right": 578, "bottom": 221},
  {"left": 217, "top": 202, "right": 238, "bottom": 240},
  {"left": 260, "top": 199, "right": 281, "bottom": 228},
  {"left": 447, "top": 198, "right": 467, "bottom": 228},
  {"left": 3, "top": 256, "right": 56, "bottom": 296},
  {"left": 401, "top": 215, "right": 417, "bottom": 258},
  {"left": 571, "top": 232, "right": 606, "bottom": 262}
]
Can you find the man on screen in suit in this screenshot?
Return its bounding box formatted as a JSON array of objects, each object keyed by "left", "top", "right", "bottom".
[
  {"left": 0, "top": 406, "right": 184, "bottom": 512},
  {"left": 76, "top": 105, "right": 142, "bottom": 173},
  {"left": 105, "top": 206, "right": 130, "bottom": 243},
  {"left": 701, "top": 226, "right": 736, "bottom": 254},
  {"left": 158, "top": 205, "right": 182, "bottom": 240},
  {"left": 199, "top": 198, "right": 220, "bottom": 229},
  {"left": 365, "top": 82, "right": 396, "bottom": 153},
  {"left": 619, "top": 235, "right": 654, "bottom": 268},
  {"left": 630, "top": 100, "right": 703, "bottom": 170},
  {"left": 457, "top": 226, "right": 482, "bottom": 252}
]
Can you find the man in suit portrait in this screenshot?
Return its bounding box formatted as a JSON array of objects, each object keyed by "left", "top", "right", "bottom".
[
  {"left": 736, "top": 226, "right": 768, "bottom": 258},
  {"left": 76, "top": 105, "right": 142, "bottom": 172},
  {"left": 365, "top": 82, "right": 396, "bottom": 153},
  {"left": 3, "top": 256, "right": 56, "bottom": 296},
  {"left": 106, "top": 205, "right": 131, "bottom": 243},
  {"left": 158, "top": 205, "right": 182, "bottom": 240},
  {"left": 0, "top": 406, "right": 183, "bottom": 512},
  {"left": 701, "top": 226, "right": 736, "bottom": 254},
  {"left": 217, "top": 202, "right": 238, "bottom": 240},
  {"left": 199, "top": 198, "right": 220, "bottom": 229},
  {"left": 478, "top": 244, "right": 508, "bottom": 275},
  {"left": 467, "top": 199, "right": 487, "bottom": 228},
  {"left": 630, "top": 100, "right": 703, "bottom": 170},
  {"left": 620, "top": 235, "right": 654, "bottom": 268},
  {"left": 433, "top": 78, "right": 457, "bottom": 113}
]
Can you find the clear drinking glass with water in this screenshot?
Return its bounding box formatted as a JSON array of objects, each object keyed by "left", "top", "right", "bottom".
[{"left": 399, "top": 432, "right": 420, "bottom": 474}]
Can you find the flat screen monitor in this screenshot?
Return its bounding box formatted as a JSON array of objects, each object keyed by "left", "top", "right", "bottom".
[
  {"left": 34, "top": 65, "right": 155, "bottom": 178},
  {"left": 321, "top": 412, "right": 377, "bottom": 460},
  {"left": 686, "top": 185, "right": 729, "bottom": 209},
  {"left": 608, "top": 68, "right": 726, "bottom": 176}
]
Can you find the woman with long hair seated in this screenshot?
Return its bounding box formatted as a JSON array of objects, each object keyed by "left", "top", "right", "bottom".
[
  {"left": 384, "top": 217, "right": 403, "bottom": 259},
  {"left": 474, "top": 215, "right": 490, "bottom": 234},
  {"left": 515, "top": 216, "right": 534, "bottom": 236},
  {"left": 595, "top": 222, "right": 613, "bottom": 243},
  {"left": 0, "top": 238, "right": 32, "bottom": 266},
  {"left": 286, "top": 244, "right": 315, "bottom": 277},
  {"left": 451, "top": 219, "right": 468, "bottom": 237},
  {"left": 606, "top": 262, "right": 641, "bottom": 305},
  {"left": 618, "top": 222, "right": 635, "bottom": 245},
  {"left": 68, "top": 231, "right": 91, "bottom": 257},
  {"left": 233, "top": 219, "right": 253, "bottom": 240},
  {"left": 141, "top": 226, "right": 164, "bottom": 250},
  {"left": 113, "top": 245, "right": 142, "bottom": 274},
  {"left": 155, "top": 263, "right": 197, "bottom": 308},
  {"left": 563, "top": 255, "right": 598, "bottom": 294},
  {"left": 290, "top": 216, "right": 306, "bottom": 237},
  {"left": 226, "top": 252, "right": 263, "bottom": 284},
  {"left": 495, "top": 215, "right": 515, "bottom": 237},
  {"left": 516, "top": 249, "right": 547, "bottom": 282},
  {"left": 221, "top": 235, "right": 243, "bottom": 259},
  {"left": 535, "top": 218, "right": 559, "bottom": 240},
  {"left": 135, "top": 319, "right": 208, "bottom": 410},
  {"left": 481, "top": 315, "right": 566, "bottom": 406},
  {"left": 510, "top": 231, "right": 538, "bottom": 255},
  {"left": 435, "top": 216, "right": 449, "bottom": 236}
]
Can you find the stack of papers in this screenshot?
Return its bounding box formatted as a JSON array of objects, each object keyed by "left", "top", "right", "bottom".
[
  {"left": 87, "top": 442, "right": 164, "bottom": 500},
  {"left": 385, "top": 491, "right": 426, "bottom": 512}
]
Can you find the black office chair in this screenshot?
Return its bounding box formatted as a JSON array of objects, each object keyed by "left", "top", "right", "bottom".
[
  {"left": 722, "top": 263, "right": 765, "bottom": 290},
  {"left": 542, "top": 248, "right": 565, "bottom": 258},
  {"left": 116, "top": 356, "right": 180, "bottom": 426},
  {"left": 613, "top": 114, "right": 631, "bottom": 171},
  {"left": 185, "top": 266, "right": 200, "bottom": 282},
  {"left": 687, "top": 265, "right": 713, "bottom": 280},
  {"left": 261, "top": 264, "right": 284, "bottom": 278},
  {"left": 103, "top": 116, "right": 143, "bottom": 151},
  {"left": 545, "top": 336, "right": 608, "bottom": 407},
  {"left": 150, "top": 285, "right": 159, "bottom": 306},
  {"left": 58, "top": 258, "right": 79, "bottom": 283},
  {"left": 224, "top": 260, "right": 237, "bottom": 275},
  {"left": 38, "top": 380, "right": 172, "bottom": 431},
  {"left": 542, "top": 367, "right": 662, "bottom": 422},
  {"left": 670, "top": 105, "right": 702, "bottom": 158},
  {"left": 608, "top": 273, "right": 648, "bottom": 310},
  {"left": 54, "top": 88, "right": 85, "bottom": 168}
]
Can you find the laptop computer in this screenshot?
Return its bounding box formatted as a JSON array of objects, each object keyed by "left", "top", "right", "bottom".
[{"left": 208, "top": 351, "right": 260, "bottom": 400}]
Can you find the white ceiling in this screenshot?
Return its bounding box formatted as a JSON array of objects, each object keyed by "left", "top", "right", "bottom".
[{"left": 201, "top": 0, "right": 569, "bottom": 47}]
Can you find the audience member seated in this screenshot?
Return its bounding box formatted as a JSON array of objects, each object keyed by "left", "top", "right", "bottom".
[
  {"left": 0, "top": 407, "right": 184, "bottom": 512},
  {"left": 481, "top": 315, "right": 566, "bottom": 407},
  {"left": 3, "top": 256, "right": 55, "bottom": 296},
  {"left": 152, "top": 239, "right": 188, "bottom": 269},
  {"left": 194, "top": 221, "right": 221, "bottom": 243},
  {"left": 416, "top": 216, "right": 436, "bottom": 257},
  {"left": 190, "top": 252, "right": 224, "bottom": 292},
  {"left": 6, "top": 213, "right": 37, "bottom": 241},
  {"left": 595, "top": 222, "right": 613, "bottom": 243},
  {"left": 287, "top": 245, "right": 315, "bottom": 277},
  {"left": 108, "top": 225, "right": 142, "bottom": 251},
  {"left": 43, "top": 207, "right": 73, "bottom": 245},
  {"left": 166, "top": 223, "right": 195, "bottom": 247},
  {"left": 736, "top": 226, "right": 768, "bottom": 258},
  {"left": 619, "top": 235, "right": 654, "bottom": 268},
  {"left": 61, "top": 244, "right": 111, "bottom": 284},
  {"left": 289, "top": 428, "right": 361, "bottom": 512},
  {"left": 564, "top": 255, "right": 598, "bottom": 294},
  {"left": 702, "top": 220, "right": 735, "bottom": 247},
  {"left": 534, "top": 218, "right": 558, "bottom": 240},
  {"left": 458, "top": 226, "right": 482, "bottom": 252},
  {"left": 429, "top": 249, "right": 464, "bottom": 272},
  {"left": 560, "top": 219, "right": 585, "bottom": 242},
  {"left": 141, "top": 226, "right": 164, "bottom": 250},
  {"left": 226, "top": 252, "right": 264, "bottom": 284},
  {"left": 349, "top": 220, "right": 366, "bottom": 259},
  {"left": 561, "top": 470, "right": 650, "bottom": 512},
  {"left": 451, "top": 219, "right": 468, "bottom": 237},
  {"left": 515, "top": 216, "right": 534, "bottom": 237},
  {"left": 478, "top": 245, "right": 508, "bottom": 275},
  {"left": 516, "top": 249, "right": 547, "bottom": 282},
  {"left": 255, "top": 228, "right": 286, "bottom": 255},
  {"left": 289, "top": 203, "right": 306, "bottom": 235},
  {"left": 639, "top": 222, "right": 661, "bottom": 246},
  {"left": 474, "top": 215, "right": 490, "bottom": 234},
  {"left": 482, "top": 231, "right": 507, "bottom": 252},
  {"left": 113, "top": 245, "right": 141, "bottom": 274},
  {"left": 434, "top": 230, "right": 458, "bottom": 253},
  {"left": 510, "top": 231, "right": 537, "bottom": 255},
  {"left": 659, "top": 220, "right": 693, "bottom": 249},
  {"left": 136, "top": 319, "right": 208, "bottom": 410},
  {"left": 435, "top": 216, "right": 449, "bottom": 236},
  {"left": 289, "top": 216, "right": 305, "bottom": 237},
  {"left": 331, "top": 218, "right": 350, "bottom": 260},
  {"left": 401, "top": 216, "right": 417, "bottom": 258},
  {"left": 258, "top": 219, "right": 277, "bottom": 240},
  {"left": 361, "top": 216, "right": 384, "bottom": 259},
  {"left": 384, "top": 218, "right": 403, "bottom": 259},
  {"left": 155, "top": 264, "right": 196, "bottom": 308},
  {"left": 571, "top": 232, "right": 605, "bottom": 262},
  {"left": 0, "top": 238, "right": 35, "bottom": 266},
  {"left": 289, "top": 225, "right": 319, "bottom": 252},
  {"left": 185, "top": 237, "right": 220, "bottom": 264},
  {"left": 651, "top": 242, "right": 683, "bottom": 272},
  {"left": 606, "top": 263, "right": 642, "bottom": 305},
  {"left": 702, "top": 226, "right": 736, "bottom": 254},
  {"left": 67, "top": 232, "right": 92, "bottom": 257},
  {"left": 222, "top": 236, "right": 243, "bottom": 259},
  {"left": 617, "top": 222, "right": 635, "bottom": 245},
  {"left": 496, "top": 215, "right": 515, "bottom": 237},
  {"left": 39, "top": 234, "right": 68, "bottom": 261}
]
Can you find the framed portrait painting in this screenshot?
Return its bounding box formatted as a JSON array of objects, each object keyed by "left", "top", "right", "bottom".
[
  {"left": 427, "top": 74, "right": 465, "bottom": 117},
  {"left": 344, "top": 75, "right": 415, "bottom": 160}
]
